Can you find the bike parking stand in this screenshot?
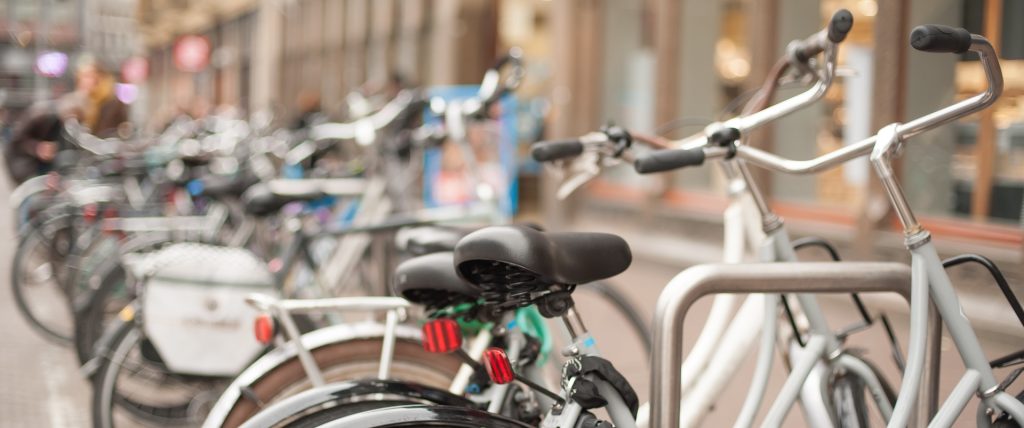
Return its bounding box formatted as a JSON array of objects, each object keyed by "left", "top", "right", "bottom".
[{"left": 649, "top": 261, "right": 923, "bottom": 428}]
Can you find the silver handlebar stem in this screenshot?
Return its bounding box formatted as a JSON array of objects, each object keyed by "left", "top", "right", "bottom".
[
  {"left": 872, "top": 37, "right": 1002, "bottom": 235},
  {"left": 724, "top": 42, "right": 840, "bottom": 230}
]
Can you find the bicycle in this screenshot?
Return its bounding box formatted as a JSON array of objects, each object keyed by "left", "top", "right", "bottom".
[
  {"left": 632, "top": 24, "right": 1024, "bottom": 427},
  {"left": 535, "top": 9, "right": 901, "bottom": 427}
]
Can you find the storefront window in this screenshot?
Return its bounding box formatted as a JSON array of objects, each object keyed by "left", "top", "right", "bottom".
[{"left": 945, "top": 0, "right": 1024, "bottom": 224}]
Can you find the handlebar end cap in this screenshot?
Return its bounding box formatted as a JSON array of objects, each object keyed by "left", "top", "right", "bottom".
[
  {"left": 910, "top": 24, "right": 972, "bottom": 54},
  {"left": 827, "top": 9, "right": 855, "bottom": 43}
]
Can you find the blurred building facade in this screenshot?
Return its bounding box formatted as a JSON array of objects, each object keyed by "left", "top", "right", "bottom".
[
  {"left": 538, "top": 0, "right": 1024, "bottom": 260},
  {"left": 135, "top": 0, "right": 509, "bottom": 124},
  {"left": 1, "top": 0, "right": 138, "bottom": 112},
  {"left": 130, "top": 0, "right": 1024, "bottom": 266}
]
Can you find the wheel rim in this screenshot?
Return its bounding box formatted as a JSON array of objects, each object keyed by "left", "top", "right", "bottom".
[
  {"left": 101, "top": 326, "right": 227, "bottom": 427},
  {"left": 13, "top": 231, "right": 74, "bottom": 343}
]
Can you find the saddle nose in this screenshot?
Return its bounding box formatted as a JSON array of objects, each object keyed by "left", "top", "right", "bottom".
[{"left": 393, "top": 252, "right": 481, "bottom": 309}]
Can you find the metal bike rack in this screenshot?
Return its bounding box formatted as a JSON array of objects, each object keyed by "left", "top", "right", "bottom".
[{"left": 649, "top": 261, "right": 936, "bottom": 428}]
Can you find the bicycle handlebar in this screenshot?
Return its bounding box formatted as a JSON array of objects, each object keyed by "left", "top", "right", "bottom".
[
  {"left": 310, "top": 90, "right": 419, "bottom": 141},
  {"left": 790, "top": 9, "right": 854, "bottom": 63},
  {"left": 634, "top": 148, "right": 707, "bottom": 174},
  {"left": 630, "top": 9, "right": 852, "bottom": 174},
  {"left": 910, "top": 24, "right": 972, "bottom": 54},
  {"left": 478, "top": 49, "right": 525, "bottom": 108},
  {"left": 688, "top": 26, "right": 1001, "bottom": 176},
  {"left": 531, "top": 139, "right": 584, "bottom": 162}
]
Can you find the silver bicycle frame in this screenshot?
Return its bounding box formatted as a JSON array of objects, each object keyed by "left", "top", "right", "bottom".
[{"left": 680, "top": 34, "right": 1024, "bottom": 428}]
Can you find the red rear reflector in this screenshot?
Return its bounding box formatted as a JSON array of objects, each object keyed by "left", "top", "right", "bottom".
[
  {"left": 254, "top": 313, "right": 275, "bottom": 345},
  {"left": 422, "top": 318, "right": 463, "bottom": 353},
  {"left": 82, "top": 204, "right": 98, "bottom": 223},
  {"left": 483, "top": 347, "right": 514, "bottom": 385},
  {"left": 102, "top": 206, "right": 118, "bottom": 219}
]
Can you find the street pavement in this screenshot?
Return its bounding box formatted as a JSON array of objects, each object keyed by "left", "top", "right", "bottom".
[{"left": 0, "top": 176, "right": 91, "bottom": 427}]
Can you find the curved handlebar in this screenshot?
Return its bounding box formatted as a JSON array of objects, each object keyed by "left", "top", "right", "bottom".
[
  {"left": 709, "top": 28, "right": 1000, "bottom": 175},
  {"left": 310, "top": 90, "right": 419, "bottom": 141},
  {"left": 633, "top": 25, "right": 1001, "bottom": 177},
  {"left": 478, "top": 49, "right": 525, "bottom": 106},
  {"left": 632, "top": 10, "right": 853, "bottom": 174},
  {"left": 791, "top": 9, "right": 854, "bottom": 63}
]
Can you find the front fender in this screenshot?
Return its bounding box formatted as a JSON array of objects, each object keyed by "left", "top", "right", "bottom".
[
  {"left": 239, "top": 379, "right": 475, "bottom": 428},
  {"left": 202, "top": 322, "right": 423, "bottom": 428}
]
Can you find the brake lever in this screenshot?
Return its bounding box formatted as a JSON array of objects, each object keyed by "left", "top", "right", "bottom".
[{"left": 551, "top": 144, "right": 635, "bottom": 200}]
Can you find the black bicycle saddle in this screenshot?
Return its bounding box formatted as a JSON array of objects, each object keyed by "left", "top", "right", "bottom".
[
  {"left": 241, "top": 182, "right": 325, "bottom": 216},
  {"left": 453, "top": 225, "right": 631, "bottom": 295},
  {"left": 393, "top": 252, "right": 481, "bottom": 309},
  {"left": 398, "top": 226, "right": 476, "bottom": 256}
]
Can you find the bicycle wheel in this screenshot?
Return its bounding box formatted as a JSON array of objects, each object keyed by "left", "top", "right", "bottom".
[
  {"left": 91, "top": 318, "right": 230, "bottom": 428},
  {"left": 74, "top": 256, "right": 131, "bottom": 365},
  {"left": 832, "top": 371, "right": 871, "bottom": 428},
  {"left": 219, "top": 337, "right": 464, "bottom": 427},
  {"left": 832, "top": 355, "right": 896, "bottom": 428},
  {"left": 304, "top": 405, "right": 532, "bottom": 428},
  {"left": 11, "top": 225, "right": 74, "bottom": 343}
]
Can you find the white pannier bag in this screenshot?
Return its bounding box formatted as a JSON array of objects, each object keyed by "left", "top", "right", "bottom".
[{"left": 137, "top": 242, "right": 278, "bottom": 377}]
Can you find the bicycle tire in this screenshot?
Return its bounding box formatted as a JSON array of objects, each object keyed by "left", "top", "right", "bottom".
[
  {"left": 73, "top": 256, "right": 130, "bottom": 365},
  {"left": 833, "top": 354, "right": 897, "bottom": 428},
  {"left": 281, "top": 400, "right": 424, "bottom": 428},
  {"left": 832, "top": 371, "right": 871, "bottom": 428},
  {"left": 219, "top": 338, "right": 464, "bottom": 427},
  {"left": 11, "top": 224, "right": 74, "bottom": 343},
  {"left": 309, "top": 405, "right": 532, "bottom": 428},
  {"left": 92, "top": 317, "right": 230, "bottom": 428}
]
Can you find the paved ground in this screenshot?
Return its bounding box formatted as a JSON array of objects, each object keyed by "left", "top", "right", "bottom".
[
  {"left": 1, "top": 177, "right": 1021, "bottom": 427},
  {"left": 0, "top": 176, "right": 91, "bottom": 427}
]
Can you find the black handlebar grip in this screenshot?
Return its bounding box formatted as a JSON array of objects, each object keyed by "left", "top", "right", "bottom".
[
  {"left": 793, "top": 9, "right": 853, "bottom": 62},
  {"left": 531, "top": 140, "right": 584, "bottom": 162},
  {"left": 910, "top": 25, "right": 972, "bottom": 54},
  {"left": 827, "top": 9, "right": 854, "bottom": 43},
  {"left": 634, "top": 149, "right": 706, "bottom": 174}
]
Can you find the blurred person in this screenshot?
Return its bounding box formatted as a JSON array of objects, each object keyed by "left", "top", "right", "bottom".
[
  {"left": 5, "top": 57, "right": 129, "bottom": 184},
  {"left": 70, "top": 58, "right": 129, "bottom": 135}
]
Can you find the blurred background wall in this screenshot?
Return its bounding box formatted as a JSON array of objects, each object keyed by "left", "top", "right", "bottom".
[{"left": 4, "top": 0, "right": 1024, "bottom": 320}]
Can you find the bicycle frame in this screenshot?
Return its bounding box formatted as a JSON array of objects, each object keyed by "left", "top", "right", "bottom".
[{"left": 659, "top": 30, "right": 1024, "bottom": 427}]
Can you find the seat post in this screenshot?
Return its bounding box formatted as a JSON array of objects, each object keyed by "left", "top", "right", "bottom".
[{"left": 561, "top": 306, "right": 588, "bottom": 341}]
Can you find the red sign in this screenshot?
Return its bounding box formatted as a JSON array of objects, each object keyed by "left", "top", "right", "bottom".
[
  {"left": 173, "top": 35, "right": 211, "bottom": 73},
  {"left": 121, "top": 56, "right": 149, "bottom": 83}
]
